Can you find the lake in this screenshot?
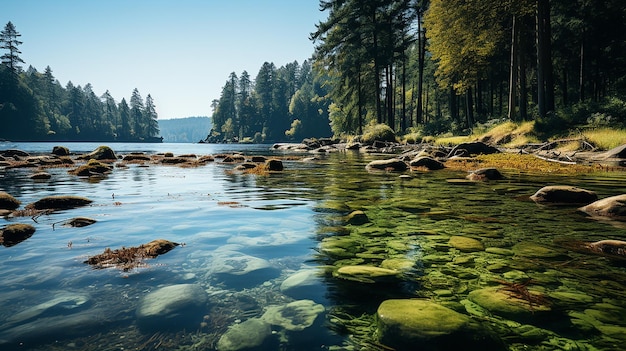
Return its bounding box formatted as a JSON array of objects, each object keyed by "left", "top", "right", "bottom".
[{"left": 1, "top": 142, "right": 626, "bottom": 351}]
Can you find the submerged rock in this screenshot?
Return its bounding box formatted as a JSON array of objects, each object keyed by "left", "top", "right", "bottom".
[
  {"left": 207, "top": 251, "right": 279, "bottom": 288},
  {"left": 468, "top": 286, "right": 550, "bottom": 320},
  {"left": 377, "top": 299, "right": 473, "bottom": 348},
  {"left": 0, "top": 191, "right": 20, "bottom": 210},
  {"left": 579, "top": 194, "right": 626, "bottom": 220},
  {"left": 63, "top": 217, "right": 97, "bottom": 228},
  {"left": 280, "top": 269, "right": 325, "bottom": 301},
  {"left": 216, "top": 318, "right": 273, "bottom": 351},
  {"left": 449, "top": 236, "right": 484, "bottom": 252},
  {"left": 365, "top": 158, "right": 408, "bottom": 172},
  {"left": 29, "top": 172, "right": 52, "bottom": 180},
  {"left": 136, "top": 284, "right": 208, "bottom": 330},
  {"left": 0, "top": 223, "right": 36, "bottom": 247},
  {"left": 26, "top": 195, "right": 93, "bottom": 210},
  {"left": 530, "top": 185, "right": 598, "bottom": 205},
  {"left": 333, "top": 265, "right": 399, "bottom": 283},
  {"left": 261, "top": 299, "right": 324, "bottom": 331}
]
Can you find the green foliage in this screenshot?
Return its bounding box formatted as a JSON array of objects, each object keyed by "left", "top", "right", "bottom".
[{"left": 361, "top": 123, "right": 396, "bottom": 144}]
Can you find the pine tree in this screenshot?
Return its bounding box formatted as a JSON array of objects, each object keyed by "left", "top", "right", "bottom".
[{"left": 0, "top": 21, "right": 25, "bottom": 77}]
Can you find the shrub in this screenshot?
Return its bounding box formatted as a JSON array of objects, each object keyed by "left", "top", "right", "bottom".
[{"left": 361, "top": 123, "right": 396, "bottom": 144}]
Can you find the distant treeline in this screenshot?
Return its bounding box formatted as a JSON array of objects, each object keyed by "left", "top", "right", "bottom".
[
  {"left": 0, "top": 21, "right": 159, "bottom": 142},
  {"left": 210, "top": 60, "right": 332, "bottom": 143},
  {"left": 159, "top": 117, "right": 212, "bottom": 143}
]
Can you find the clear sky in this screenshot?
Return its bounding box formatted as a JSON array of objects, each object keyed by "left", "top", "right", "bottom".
[{"left": 1, "top": 0, "right": 326, "bottom": 119}]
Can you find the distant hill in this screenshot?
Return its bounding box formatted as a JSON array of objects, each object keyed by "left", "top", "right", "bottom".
[{"left": 158, "top": 117, "right": 212, "bottom": 143}]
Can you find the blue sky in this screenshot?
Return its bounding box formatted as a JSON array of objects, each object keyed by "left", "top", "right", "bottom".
[{"left": 2, "top": 0, "right": 326, "bottom": 119}]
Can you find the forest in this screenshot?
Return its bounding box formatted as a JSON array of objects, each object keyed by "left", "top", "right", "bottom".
[
  {"left": 209, "top": 0, "right": 626, "bottom": 142},
  {"left": 2, "top": 0, "right": 626, "bottom": 143},
  {"left": 0, "top": 22, "right": 159, "bottom": 142}
]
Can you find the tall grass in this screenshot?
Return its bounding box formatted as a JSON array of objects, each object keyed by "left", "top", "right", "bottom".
[{"left": 583, "top": 128, "right": 626, "bottom": 150}]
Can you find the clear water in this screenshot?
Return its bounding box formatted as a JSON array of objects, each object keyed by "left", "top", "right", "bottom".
[{"left": 1, "top": 142, "right": 626, "bottom": 351}]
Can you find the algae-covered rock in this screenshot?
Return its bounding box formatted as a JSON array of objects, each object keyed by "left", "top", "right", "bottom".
[
  {"left": 468, "top": 287, "right": 550, "bottom": 320},
  {"left": 69, "top": 159, "right": 113, "bottom": 176},
  {"left": 0, "top": 191, "right": 20, "bottom": 210},
  {"left": 78, "top": 145, "right": 117, "bottom": 161},
  {"left": 261, "top": 299, "right": 324, "bottom": 331},
  {"left": 512, "top": 241, "right": 569, "bottom": 260},
  {"left": 530, "top": 185, "right": 598, "bottom": 205},
  {"left": 449, "top": 236, "right": 484, "bottom": 252},
  {"left": 136, "top": 284, "right": 208, "bottom": 330},
  {"left": 26, "top": 195, "right": 93, "bottom": 210},
  {"left": 377, "top": 299, "right": 471, "bottom": 347},
  {"left": 0, "top": 223, "right": 35, "bottom": 247},
  {"left": 579, "top": 194, "right": 626, "bottom": 220},
  {"left": 84, "top": 239, "right": 179, "bottom": 271},
  {"left": 216, "top": 318, "right": 272, "bottom": 351},
  {"left": 333, "top": 265, "right": 399, "bottom": 283}
]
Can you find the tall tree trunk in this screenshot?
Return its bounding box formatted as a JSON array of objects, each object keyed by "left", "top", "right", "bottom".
[
  {"left": 450, "top": 87, "right": 458, "bottom": 123},
  {"left": 416, "top": 11, "right": 426, "bottom": 125},
  {"left": 519, "top": 16, "right": 528, "bottom": 121},
  {"left": 372, "top": 10, "right": 383, "bottom": 124},
  {"left": 466, "top": 88, "right": 475, "bottom": 128},
  {"left": 508, "top": 15, "right": 519, "bottom": 121},
  {"left": 536, "top": 0, "right": 554, "bottom": 116},
  {"left": 401, "top": 56, "right": 407, "bottom": 132},
  {"left": 579, "top": 40, "right": 585, "bottom": 102}
]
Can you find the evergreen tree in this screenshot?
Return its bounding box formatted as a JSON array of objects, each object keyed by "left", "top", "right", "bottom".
[
  {"left": 130, "top": 88, "right": 144, "bottom": 138},
  {"left": 118, "top": 98, "right": 132, "bottom": 140},
  {"left": 144, "top": 94, "right": 159, "bottom": 137},
  {"left": 0, "top": 21, "right": 25, "bottom": 78}
]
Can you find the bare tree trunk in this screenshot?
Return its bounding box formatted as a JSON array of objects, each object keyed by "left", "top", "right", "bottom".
[{"left": 508, "top": 15, "right": 519, "bottom": 120}]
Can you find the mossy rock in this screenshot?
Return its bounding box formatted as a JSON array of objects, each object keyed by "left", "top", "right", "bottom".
[
  {"left": 69, "top": 159, "right": 113, "bottom": 176},
  {"left": 0, "top": 191, "right": 20, "bottom": 210},
  {"left": 0, "top": 223, "right": 36, "bottom": 247},
  {"left": 468, "top": 287, "right": 551, "bottom": 320},
  {"left": 512, "top": 241, "right": 569, "bottom": 260},
  {"left": 530, "top": 185, "right": 598, "bottom": 205},
  {"left": 261, "top": 299, "right": 324, "bottom": 331},
  {"left": 333, "top": 265, "right": 399, "bottom": 283},
  {"left": 78, "top": 145, "right": 117, "bottom": 161},
  {"left": 216, "top": 318, "right": 272, "bottom": 351},
  {"left": 26, "top": 195, "right": 93, "bottom": 210},
  {"left": 449, "top": 236, "right": 485, "bottom": 252},
  {"left": 377, "top": 299, "right": 476, "bottom": 349},
  {"left": 51, "top": 145, "right": 70, "bottom": 156}
]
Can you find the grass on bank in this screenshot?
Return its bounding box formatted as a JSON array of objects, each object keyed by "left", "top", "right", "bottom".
[{"left": 582, "top": 128, "right": 626, "bottom": 150}]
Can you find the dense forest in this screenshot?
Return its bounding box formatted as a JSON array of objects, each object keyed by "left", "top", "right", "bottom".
[
  {"left": 0, "top": 21, "right": 160, "bottom": 142},
  {"left": 210, "top": 0, "right": 626, "bottom": 142},
  {"left": 3, "top": 0, "right": 626, "bottom": 143},
  {"left": 159, "top": 117, "right": 212, "bottom": 143}
]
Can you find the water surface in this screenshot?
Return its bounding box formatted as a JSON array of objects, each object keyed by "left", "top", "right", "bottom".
[{"left": 1, "top": 142, "right": 626, "bottom": 351}]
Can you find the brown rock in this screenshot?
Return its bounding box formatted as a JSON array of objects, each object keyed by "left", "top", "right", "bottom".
[{"left": 530, "top": 185, "right": 597, "bottom": 205}]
